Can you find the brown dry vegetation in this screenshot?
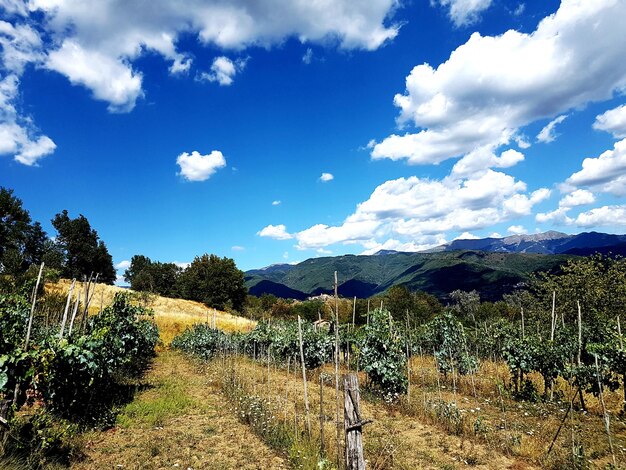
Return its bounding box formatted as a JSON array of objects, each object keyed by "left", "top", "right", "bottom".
[
  {"left": 74, "top": 351, "right": 287, "bottom": 470},
  {"left": 209, "top": 355, "right": 534, "bottom": 470},
  {"left": 45, "top": 279, "right": 255, "bottom": 345}
]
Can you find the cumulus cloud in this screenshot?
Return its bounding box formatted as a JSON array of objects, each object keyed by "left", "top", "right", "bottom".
[
  {"left": 360, "top": 237, "right": 446, "bottom": 255},
  {"left": 536, "top": 189, "right": 595, "bottom": 224},
  {"left": 199, "top": 56, "right": 246, "bottom": 86},
  {"left": 46, "top": 40, "right": 143, "bottom": 112},
  {"left": 272, "top": 200, "right": 281, "bottom": 206},
  {"left": 454, "top": 232, "right": 479, "bottom": 240},
  {"left": 537, "top": 115, "right": 568, "bottom": 143},
  {"left": 594, "top": 104, "right": 626, "bottom": 138},
  {"left": 115, "top": 260, "right": 131, "bottom": 270},
  {"left": 563, "top": 138, "right": 626, "bottom": 196},
  {"left": 258, "top": 224, "right": 292, "bottom": 240},
  {"left": 28, "top": 0, "right": 398, "bottom": 107},
  {"left": 451, "top": 146, "right": 524, "bottom": 177},
  {"left": 0, "top": 22, "right": 55, "bottom": 165},
  {"left": 372, "top": 0, "right": 626, "bottom": 166},
  {"left": 176, "top": 150, "right": 226, "bottom": 182},
  {"left": 1, "top": 0, "right": 400, "bottom": 164},
  {"left": 433, "top": 0, "right": 493, "bottom": 27},
  {"left": 320, "top": 172, "right": 334, "bottom": 182},
  {"left": 290, "top": 170, "right": 549, "bottom": 250},
  {"left": 507, "top": 225, "right": 527, "bottom": 235},
  {"left": 573, "top": 205, "right": 626, "bottom": 228},
  {"left": 231, "top": 245, "right": 245, "bottom": 251}
]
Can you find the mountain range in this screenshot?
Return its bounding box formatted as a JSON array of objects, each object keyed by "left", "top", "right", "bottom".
[{"left": 245, "top": 231, "right": 626, "bottom": 301}]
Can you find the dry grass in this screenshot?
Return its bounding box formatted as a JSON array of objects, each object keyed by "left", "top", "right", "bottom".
[
  {"left": 407, "top": 354, "right": 626, "bottom": 468},
  {"left": 45, "top": 279, "right": 256, "bottom": 345},
  {"left": 74, "top": 351, "right": 287, "bottom": 470},
  {"left": 209, "top": 355, "right": 531, "bottom": 469}
]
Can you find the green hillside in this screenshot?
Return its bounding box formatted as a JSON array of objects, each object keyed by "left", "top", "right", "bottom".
[{"left": 245, "top": 250, "right": 573, "bottom": 300}]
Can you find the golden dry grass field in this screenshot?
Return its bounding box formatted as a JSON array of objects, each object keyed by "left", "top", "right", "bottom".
[{"left": 46, "top": 279, "right": 255, "bottom": 345}]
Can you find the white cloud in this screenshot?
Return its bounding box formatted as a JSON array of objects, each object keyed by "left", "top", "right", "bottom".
[
  {"left": 433, "top": 0, "right": 493, "bottom": 27},
  {"left": 537, "top": 115, "right": 568, "bottom": 143},
  {"left": 560, "top": 189, "right": 595, "bottom": 208},
  {"left": 258, "top": 224, "right": 292, "bottom": 240},
  {"left": 302, "top": 48, "right": 313, "bottom": 64},
  {"left": 507, "top": 225, "right": 527, "bottom": 235},
  {"left": 320, "top": 172, "right": 334, "bottom": 182},
  {"left": 174, "top": 261, "right": 190, "bottom": 269},
  {"left": 282, "top": 251, "right": 289, "bottom": 260},
  {"left": 573, "top": 205, "right": 626, "bottom": 228},
  {"left": 115, "top": 260, "right": 131, "bottom": 270},
  {"left": 27, "top": 0, "right": 399, "bottom": 108},
  {"left": 563, "top": 138, "right": 626, "bottom": 196},
  {"left": 360, "top": 237, "right": 446, "bottom": 255},
  {"left": 594, "top": 104, "right": 626, "bottom": 138},
  {"left": 0, "top": 75, "right": 56, "bottom": 165},
  {"left": 199, "top": 56, "right": 246, "bottom": 86},
  {"left": 454, "top": 231, "right": 479, "bottom": 240},
  {"left": 452, "top": 146, "right": 524, "bottom": 177},
  {"left": 176, "top": 150, "right": 226, "bottom": 182},
  {"left": 316, "top": 248, "right": 332, "bottom": 255},
  {"left": 1, "top": 0, "right": 400, "bottom": 164},
  {"left": 291, "top": 170, "right": 549, "bottom": 250},
  {"left": 46, "top": 40, "right": 143, "bottom": 112},
  {"left": 231, "top": 245, "right": 245, "bottom": 251},
  {"left": 372, "top": 0, "right": 626, "bottom": 166},
  {"left": 272, "top": 200, "right": 281, "bottom": 206}
]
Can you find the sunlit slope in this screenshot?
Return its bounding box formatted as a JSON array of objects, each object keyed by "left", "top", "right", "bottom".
[{"left": 46, "top": 279, "right": 255, "bottom": 344}]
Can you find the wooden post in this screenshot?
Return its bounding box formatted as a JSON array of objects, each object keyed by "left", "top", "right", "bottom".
[
  {"left": 334, "top": 271, "right": 341, "bottom": 470},
  {"left": 521, "top": 307, "right": 525, "bottom": 339},
  {"left": 320, "top": 374, "right": 325, "bottom": 458},
  {"left": 59, "top": 278, "right": 76, "bottom": 339},
  {"left": 68, "top": 288, "right": 81, "bottom": 336},
  {"left": 366, "top": 299, "right": 370, "bottom": 326},
  {"left": 352, "top": 296, "right": 356, "bottom": 329},
  {"left": 550, "top": 290, "right": 556, "bottom": 340},
  {"left": 343, "top": 374, "right": 367, "bottom": 470},
  {"left": 298, "top": 316, "right": 312, "bottom": 438},
  {"left": 595, "top": 354, "right": 616, "bottom": 466},
  {"left": 577, "top": 301, "right": 582, "bottom": 367},
  {"left": 24, "top": 262, "right": 44, "bottom": 350}
]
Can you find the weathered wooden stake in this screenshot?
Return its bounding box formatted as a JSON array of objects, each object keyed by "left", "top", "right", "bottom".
[
  {"left": 334, "top": 271, "right": 342, "bottom": 470},
  {"left": 577, "top": 301, "right": 582, "bottom": 367},
  {"left": 520, "top": 307, "right": 525, "bottom": 339},
  {"left": 343, "top": 374, "right": 367, "bottom": 470},
  {"left": 24, "top": 262, "right": 44, "bottom": 350},
  {"left": 320, "top": 374, "right": 326, "bottom": 458},
  {"left": 59, "top": 278, "right": 76, "bottom": 339},
  {"left": 595, "top": 354, "right": 616, "bottom": 467},
  {"left": 68, "top": 287, "right": 82, "bottom": 336},
  {"left": 550, "top": 290, "right": 556, "bottom": 340},
  {"left": 297, "top": 316, "right": 312, "bottom": 438}
]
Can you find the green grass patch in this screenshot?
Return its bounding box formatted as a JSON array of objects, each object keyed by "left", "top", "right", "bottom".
[{"left": 116, "top": 375, "right": 195, "bottom": 428}]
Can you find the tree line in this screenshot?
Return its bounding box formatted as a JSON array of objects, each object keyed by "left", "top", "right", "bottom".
[
  {"left": 0, "top": 187, "right": 116, "bottom": 288},
  {"left": 124, "top": 253, "right": 247, "bottom": 312}
]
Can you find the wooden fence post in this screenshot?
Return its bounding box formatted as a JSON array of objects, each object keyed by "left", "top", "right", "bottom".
[
  {"left": 343, "top": 374, "right": 368, "bottom": 470},
  {"left": 297, "top": 315, "right": 312, "bottom": 438}
]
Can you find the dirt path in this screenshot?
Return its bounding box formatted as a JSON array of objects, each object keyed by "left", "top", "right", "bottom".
[{"left": 74, "top": 351, "right": 287, "bottom": 470}]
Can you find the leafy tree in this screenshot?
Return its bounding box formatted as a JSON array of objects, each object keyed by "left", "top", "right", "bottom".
[
  {"left": 124, "top": 255, "right": 182, "bottom": 297},
  {"left": 0, "top": 187, "right": 50, "bottom": 275},
  {"left": 177, "top": 254, "right": 247, "bottom": 311},
  {"left": 51, "top": 210, "right": 115, "bottom": 284}
]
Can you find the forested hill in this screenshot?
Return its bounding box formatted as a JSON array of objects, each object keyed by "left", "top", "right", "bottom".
[{"left": 245, "top": 250, "right": 572, "bottom": 301}]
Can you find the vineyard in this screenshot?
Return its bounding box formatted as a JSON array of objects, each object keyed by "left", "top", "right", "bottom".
[{"left": 1, "top": 254, "right": 626, "bottom": 469}]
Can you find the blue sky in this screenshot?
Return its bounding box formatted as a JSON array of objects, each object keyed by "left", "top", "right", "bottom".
[{"left": 2, "top": 0, "right": 626, "bottom": 280}]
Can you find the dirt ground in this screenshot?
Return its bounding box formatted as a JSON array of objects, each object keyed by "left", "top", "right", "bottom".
[{"left": 73, "top": 351, "right": 287, "bottom": 470}]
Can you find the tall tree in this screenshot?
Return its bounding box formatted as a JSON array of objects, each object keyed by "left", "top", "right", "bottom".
[
  {"left": 0, "top": 187, "right": 49, "bottom": 274},
  {"left": 51, "top": 210, "right": 116, "bottom": 284},
  {"left": 177, "top": 254, "right": 247, "bottom": 311}
]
